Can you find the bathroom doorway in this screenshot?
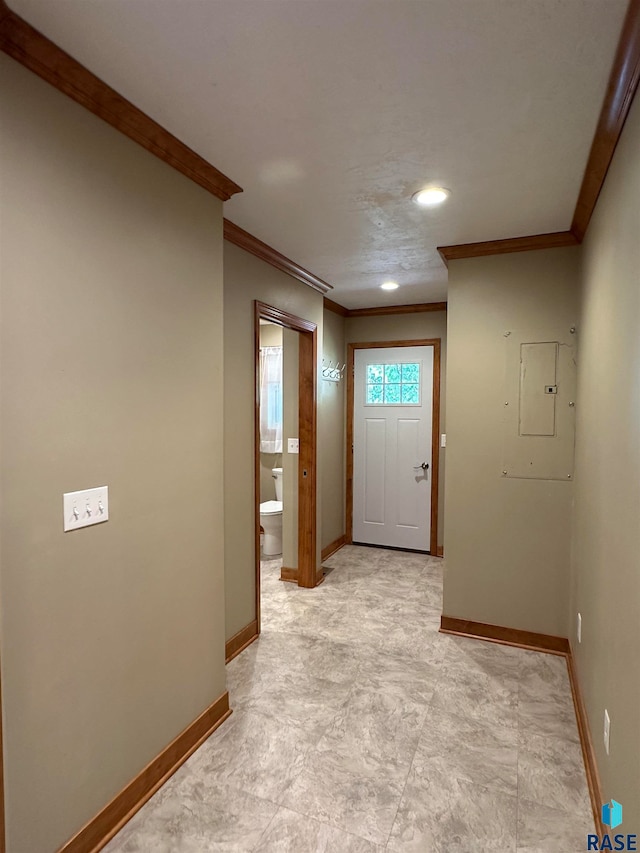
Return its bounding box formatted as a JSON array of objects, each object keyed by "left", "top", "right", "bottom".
[{"left": 253, "top": 302, "right": 319, "bottom": 633}]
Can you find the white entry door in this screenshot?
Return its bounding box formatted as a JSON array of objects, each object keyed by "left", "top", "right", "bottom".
[{"left": 353, "top": 346, "right": 433, "bottom": 551}]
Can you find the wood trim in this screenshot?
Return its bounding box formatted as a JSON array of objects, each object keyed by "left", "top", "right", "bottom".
[
  {"left": 225, "top": 620, "right": 259, "bottom": 664},
  {"left": 0, "top": 2, "right": 241, "bottom": 203},
  {"left": 297, "top": 326, "right": 318, "bottom": 588},
  {"left": 346, "top": 339, "right": 441, "bottom": 556},
  {"left": 439, "top": 616, "right": 570, "bottom": 655},
  {"left": 571, "top": 0, "right": 640, "bottom": 241},
  {"left": 226, "top": 221, "right": 331, "bottom": 294},
  {"left": 436, "top": 546, "right": 444, "bottom": 557},
  {"left": 315, "top": 567, "right": 325, "bottom": 586},
  {"left": 256, "top": 301, "right": 317, "bottom": 334},
  {"left": 437, "top": 231, "right": 578, "bottom": 262},
  {"left": 321, "top": 535, "right": 346, "bottom": 562},
  {"left": 253, "top": 304, "right": 262, "bottom": 636},
  {"left": 323, "top": 297, "right": 349, "bottom": 317},
  {"left": 567, "top": 645, "right": 605, "bottom": 833},
  {"left": 430, "top": 343, "right": 441, "bottom": 556},
  {"left": 58, "top": 692, "right": 231, "bottom": 853},
  {"left": 346, "top": 302, "right": 447, "bottom": 318},
  {"left": 280, "top": 566, "right": 298, "bottom": 583},
  {"left": 323, "top": 298, "right": 447, "bottom": 318},
  {"left": 345, "top": 344, "right": 354, "bottom": 545}
]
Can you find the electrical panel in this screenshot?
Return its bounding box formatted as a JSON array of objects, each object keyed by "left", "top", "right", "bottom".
[{"left": 502, "top": 330, "right": 576, "bottom": 480}]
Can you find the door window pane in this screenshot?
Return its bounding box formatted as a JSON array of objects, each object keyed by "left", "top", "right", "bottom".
[
  {"left": 367, "top": 364, "right": 384, "bottom": 384},
  {"left": 384, "top": 383, "right": 401, "bottom": 404},
  {"left": 365, "top": 361, "right": 421, "bottom": 405},
  {"left": 401, "top": 383, "right": 419, "bottom": 404},
  {"left": 366, "top": 384, "right": 384, "bottom": 405}
]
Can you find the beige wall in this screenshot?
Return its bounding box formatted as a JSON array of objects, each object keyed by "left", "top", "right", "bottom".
[
  {"left": 444, "top": 248, "right": 580, "bottom": 636},
  {"left": 224, "top": 244, "right": 323, "bottom": 639},
  {"left": 345, "top": 311, "right": 447, "bottom": 548},
  {"left": 0, "top": 57, "right": 226, "bottom": 853},
  {"left": 258, "top": 323, "right": 283, "bottom": 502},
  {"left": 320, "top": 309, "right": 346, "bottom": 549},
  {"left": 571, "top": 91, "right": 640, "bottom": 824}
]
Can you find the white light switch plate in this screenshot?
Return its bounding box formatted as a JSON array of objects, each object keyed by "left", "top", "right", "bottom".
[
  {"left": 441, "top": 434, "right": 447, "bottom": 448},
  {"left": 287, "top": 438, "right": 299, "bottom": 454},
  {"left": 63, "top": 486, "right": 109, "bottom": 531}
]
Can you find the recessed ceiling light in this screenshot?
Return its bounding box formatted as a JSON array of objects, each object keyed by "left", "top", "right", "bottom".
[
  {"left": 380, "top": 281, "right": 399, "bottom": 291},
  {"left": 412, "top": 186, "right": 450, "bottom": 207}
]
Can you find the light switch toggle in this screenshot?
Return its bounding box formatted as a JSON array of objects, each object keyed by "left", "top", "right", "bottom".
[{"left": 64, "top": 486, "right": 109, "bottom": 532}]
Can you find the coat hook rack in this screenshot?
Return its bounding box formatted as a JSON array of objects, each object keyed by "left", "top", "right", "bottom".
[{"left": 322, "top": 359, "right": 345, "bottom": 383}]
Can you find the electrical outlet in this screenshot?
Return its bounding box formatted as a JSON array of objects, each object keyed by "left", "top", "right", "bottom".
[
  {"left": 577, "top": 612, "right": 582, "bottom": 643},
  {"left": 604, "top": 709, "right": 611, "bottom": 755}
]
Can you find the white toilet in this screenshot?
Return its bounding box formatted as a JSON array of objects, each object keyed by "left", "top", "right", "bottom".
[{"left": 260, "top": 467, "right": 283, "bottom": 556}]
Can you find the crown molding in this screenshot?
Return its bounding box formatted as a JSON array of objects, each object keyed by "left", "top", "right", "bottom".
[
  {"left": 224, "top": 220, "right": 332, "bottom": 294},
  {"left": 323, "top": 298, "right": 447, "bottom": 317},
  {"left": 323, "top": 298, "right": 350, "bottom": 317},
  {"left": 438, "top": 1, "right": 640, "bottom": 260},
  {"left": 571, "top": 0, "right": 640, "bottom": 241},
  {"left": 0, "top": 0, "right": 242, "bottom": 202},
  {"left": 438, "top": 231, "right": 578, "bottom": 262}
]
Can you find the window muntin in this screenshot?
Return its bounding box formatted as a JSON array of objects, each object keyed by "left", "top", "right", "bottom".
[{"left": 366, "top": 362, "right": 421, "bottom": 405}]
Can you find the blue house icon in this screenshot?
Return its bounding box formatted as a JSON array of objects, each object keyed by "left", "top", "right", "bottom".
[{"left": 602, "top": 800, "right": 623, "bottom": 830}]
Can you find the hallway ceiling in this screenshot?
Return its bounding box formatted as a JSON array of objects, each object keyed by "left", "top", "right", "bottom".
[{"left": 10, "top": 0, "right": 628, "bottom": 308}]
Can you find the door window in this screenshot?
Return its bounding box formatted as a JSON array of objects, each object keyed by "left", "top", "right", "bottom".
[{"left": 366, "top": 362, "right": 421, "bottom": 405}]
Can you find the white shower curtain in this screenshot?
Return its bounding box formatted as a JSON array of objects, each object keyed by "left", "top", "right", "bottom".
[{"left": 260, "top": 346, "right": 283, "bottom": 453}]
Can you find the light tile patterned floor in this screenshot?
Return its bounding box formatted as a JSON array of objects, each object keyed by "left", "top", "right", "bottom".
[{"left": 104, "top": 545, "right": 594, "bottom": 852}]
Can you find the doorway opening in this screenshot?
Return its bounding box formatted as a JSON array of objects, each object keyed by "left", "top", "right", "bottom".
[
  {"left": 346, "top": 339, "right": 441, "bottom": 555},
  {"left": 254, "top": 301, "right": 319, "bottom": 633}
]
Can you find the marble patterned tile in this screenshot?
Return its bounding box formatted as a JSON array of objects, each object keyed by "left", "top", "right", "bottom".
[
  {"left": 227, "top": 631, "right": 360, "bottom": 687},
  {"left": 280, "top": 748, "right": 406, "bottom": 845},
  {"left": 189, "top": 709, "right": 318, "bottom": 803},
  {"left": 231, "top": 668, "right": 352, "bottom": 738},
  {"left": 104, "top": 546, "right": 591, "bottom": 852},
  {"left": 517, "top": 797, "right": 595, "bottom": 852},
  {"left": 415, "top": 706, "right": 518, "bottom": 797},
  {"left": 430, "top": 653, "right": 520, "bottom": 730},
  {"left": 387, "top": 769, "right": 517, "bottom": 853},
  {"left": 253, "top": 806, "right": 383, "bottom": 852},
  {"left": 354, "top": 645, "right": 446, "bottom": 703},
  {"left": 518, "top": 694, "right": 580, "bottom": 743},
  {"left": 517, "top": 729, "right": 591, "bottom": 815},
  {"left": 314, "top": 681, "right": 427, "bottom": 775},
  {"left": 102, "top": 779, "right": 277, "bottom": 852}
]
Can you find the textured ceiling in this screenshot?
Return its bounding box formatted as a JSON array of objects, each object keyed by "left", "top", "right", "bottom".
[{"left": 10, "top": 0, "right": 628, "bottom": 307}]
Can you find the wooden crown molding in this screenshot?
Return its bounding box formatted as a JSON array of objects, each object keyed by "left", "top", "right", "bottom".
[
  {"left": 571, "top": 0, "right": 640, "bottom": 241},
  {"left": 0, "top": 1, "right": 242, "bottom": 202},
  {"left": 323, "top": 297, "right": 350, "bottom": 317},
  {"left": 437, "top": 231, "right": 578, "bottom": 262},
  {"left": 439, "top": 0, "right": 640, "bottom": 259},
  {"left": 225, "top": 220, "right": 332, "bottom": 294},
  {"left": 324, "top": 298, "right": 447, "bottom": 317}
]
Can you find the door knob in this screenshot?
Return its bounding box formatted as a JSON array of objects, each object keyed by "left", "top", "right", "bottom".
[{"left": 413, "top": 462, "right": 429, "bottom": 471}]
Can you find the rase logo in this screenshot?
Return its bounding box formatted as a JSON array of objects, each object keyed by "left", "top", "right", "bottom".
[{"left": 587, "top": 800, "right": 637, "bottom": 851}]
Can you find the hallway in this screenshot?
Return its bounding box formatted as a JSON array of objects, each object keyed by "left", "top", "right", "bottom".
[{"left": 104, "top": 546, "right": 593, "bottom": 852}]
